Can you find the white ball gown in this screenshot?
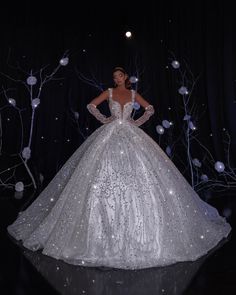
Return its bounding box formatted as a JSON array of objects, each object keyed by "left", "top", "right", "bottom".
[{"left": 7, "top": 89, "right": 231, "bottom": 270}]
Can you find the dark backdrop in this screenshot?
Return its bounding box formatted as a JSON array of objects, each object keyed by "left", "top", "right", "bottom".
[{"left": 0, "top": 0, "right": 235, "bottom": 187}]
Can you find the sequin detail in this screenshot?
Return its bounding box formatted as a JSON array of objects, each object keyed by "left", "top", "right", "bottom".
[{"left": 7, "top": 96, "right": 231, "bottom": 269}]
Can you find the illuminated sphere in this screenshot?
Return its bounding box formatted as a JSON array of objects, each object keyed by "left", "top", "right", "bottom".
[
  {"left": 130, "top": 76, "right": 138, "bottom": 83},
  {"left": 165, "top": 145, "right": 171, "bottom": 156},
  {"left": 192, "top": 158, "right": 202, "bottom": 168},
  {"left": 156, "top": 125, "right": 165, "bottom": 135},
  {"left": 162, "top": 120, "right": 171, "bottom": 129},
  {"left": 59, "top": 57, "right": 69, "bottom": 66},
  {"left": 8, "top": 98, "right": 16, "bottom": 107},
  {"left": 214, "top": 161, "right": 225, "bottom": 172},
  {"left": 22, "top": 147, "right": 31, "bottom": 160},
  {"left": 178, "top": 86, "right": 188, "bottom": 95},
  {"left": 188, "top": 121, "right": 196, "bottom": 130},
  {"left": 125, "top": 31, "right": 132, "bottom": 38},
  {"left": 32, "top": 98, "right": 40, "bottom": 109},
  {"left": 171, "top": 60, "right": 180, "bottom": 69},
  {"left": 200, "top": 174, "right": 208, "bottom": 181},
  {"left": 183, "top": 114, "right": 191, "bottom": 121},
  {"left": 15, "top": 181, "right": 24, "bottom": 192},
  {"left": 133, "top": 102, "right": 140, "bottom": 110},
  {"left": 74, "top": 112, "right": 79, "bottom": 120},
  {"left": 27, "top": 76, "right": 37, "bottom": 85}
]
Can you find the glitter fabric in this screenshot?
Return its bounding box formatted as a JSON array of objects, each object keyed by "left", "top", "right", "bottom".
[{"left": 7, "top": 89, "right": 231, "bottom": 269}]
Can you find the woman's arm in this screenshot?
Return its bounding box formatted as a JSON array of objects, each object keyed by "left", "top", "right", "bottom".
[
  {"left": 87, "top": 90, "right": 115, "bottom": 124},
  {"left": 88, "top": 90, "right": 109, "bottom": 107},
  {"left": 130, "top": 92, "right": 155, "bottom": 127},
  {"left": 135, "top": 92, "right": 152, "bottom": 109}
]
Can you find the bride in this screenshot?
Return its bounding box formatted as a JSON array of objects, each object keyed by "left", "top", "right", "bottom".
[{"left": 7, "top": 66, "right": 231, "bottom": 269}]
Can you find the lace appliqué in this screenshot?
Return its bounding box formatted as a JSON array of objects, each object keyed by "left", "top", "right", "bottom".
[
  {"left": 87, "top": 103, "right": 115, "bottom": 124},
  {"left": 128, "top": 105, "right": 155, "bottom": 127}
]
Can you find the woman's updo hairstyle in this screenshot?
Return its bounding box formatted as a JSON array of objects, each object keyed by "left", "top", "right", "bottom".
[{"left": 112, "top": 66, "right": 131, "bottom": 89}]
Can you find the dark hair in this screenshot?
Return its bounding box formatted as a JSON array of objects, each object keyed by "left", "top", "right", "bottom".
[{"left": 112, "top": 66, "right": 131, "bottom": 89}]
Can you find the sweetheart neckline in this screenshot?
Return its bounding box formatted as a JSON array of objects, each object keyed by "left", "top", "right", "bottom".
[{"left": 109, "top": 97, "right": 133, "bottom": 112}]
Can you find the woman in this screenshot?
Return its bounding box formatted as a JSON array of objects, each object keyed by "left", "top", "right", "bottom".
[
  {"left": 87, "top": 66, "right": 154, "bottom": 127},
  {"left": 7, "top": 66, "right": 231, "bottom": 269}
]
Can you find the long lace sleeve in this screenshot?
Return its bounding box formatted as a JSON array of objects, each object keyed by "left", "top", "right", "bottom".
[
  {"left": 130, "top": 105, "right": 155, "bottom": 127},
  {"left": 87, "top": 103, "right": 115, "bottom": 124}
]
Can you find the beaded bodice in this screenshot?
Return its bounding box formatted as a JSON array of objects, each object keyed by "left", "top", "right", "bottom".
[{"left": 108, "top": 88, "right": 135, "bottom": 120}]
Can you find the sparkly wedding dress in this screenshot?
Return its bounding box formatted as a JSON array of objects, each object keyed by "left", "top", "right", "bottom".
[{"left": 7, "top": 88, "right": 231, "bottom": 269}]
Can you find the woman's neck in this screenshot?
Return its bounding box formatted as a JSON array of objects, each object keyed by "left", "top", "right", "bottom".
[{"left": 116, "top": 85, "right": 127, "bottom": 90}]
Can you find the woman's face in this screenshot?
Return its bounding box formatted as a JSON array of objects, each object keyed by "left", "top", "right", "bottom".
[{"left": 113, "top": 70, "right": 127, "bottom": 86}]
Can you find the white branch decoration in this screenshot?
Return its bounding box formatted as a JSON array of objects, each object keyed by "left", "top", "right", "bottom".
[
  {"left": 0, "top": 51, "right": 69, "bottom": 192},
  {"left": 165, "top": 51, "right": 236, "bottom": 195}
]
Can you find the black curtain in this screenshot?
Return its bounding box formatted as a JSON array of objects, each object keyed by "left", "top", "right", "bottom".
[{"left": 0, "top": 0, "right": 235, "bottom": 186}]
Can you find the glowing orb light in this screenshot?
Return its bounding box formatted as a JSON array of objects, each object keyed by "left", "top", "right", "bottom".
[
  {"left": 214, "top": 161, "right": 225, "bottom": 172},
  {"left": 130, "top": 76, "right": 138, "bottom": 83},
  {"left": 125, "top": 31, "right": 132, "bottom": 38},
  {"left": 156, "top": 125, "right": 165, "bottom": 135},
  {"left": 162, "top": 120, "right": 171, "bottom": 129},
  {"left": 74, "top": 112, "right": 79, "bottom": 120},
  {"left": 178, "top": 86, "right": 189, "bottom": 95},
  {"left": 133, "top": 102, "right": 140, "bottom": 110},
  {"left": 200, "top": 174, "right": 208, "bottom": 181},
  {"left": 171, "top": 60, "right": 180, "bottom": 69},
  {"left": 27, "top": 76, "right": 37, "bottom": 85},
  {"left": 8, "top": 98, "right": 16, "bottom": 107},
  {"left": 59, "top": 57, "right": 69, "bottom": 66},
  {"left": 166, "top": 146, "right": 172, "bottom": 156},
  {"left": 192, "top": 158, "right": 202, "bottom": 168},
  {"left": 22, "top": 147, "right": 31, "bottom": 160},
  {"left": 15, "top": 181, "right": 24, "bottom": 192},
  {"left": 32, "top": 98, "right": 40, "bottom": 109}
]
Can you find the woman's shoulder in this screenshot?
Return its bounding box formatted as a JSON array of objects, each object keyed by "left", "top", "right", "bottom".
[{"left": 107, "top": 88, "right": 113, "bottom": 96}]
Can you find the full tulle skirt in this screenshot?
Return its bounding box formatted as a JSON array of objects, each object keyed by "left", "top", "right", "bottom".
[{"left": 7, "top": 120, "right": 231, "bottom": 269}]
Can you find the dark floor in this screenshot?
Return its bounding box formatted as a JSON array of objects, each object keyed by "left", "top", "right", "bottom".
[{"left": 1, "top": 188, "right": 236, "bottom": 295}]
